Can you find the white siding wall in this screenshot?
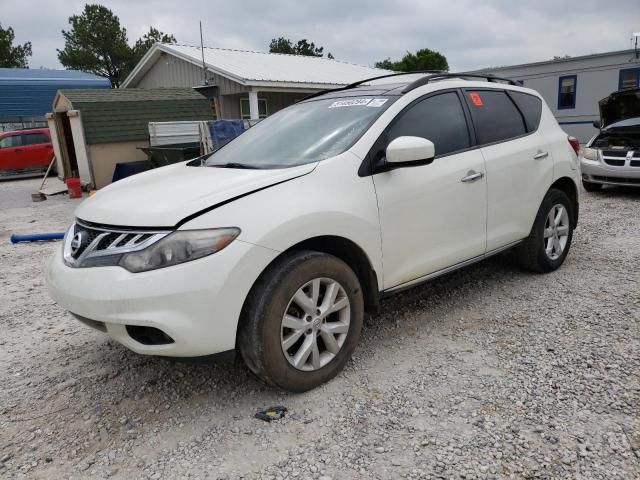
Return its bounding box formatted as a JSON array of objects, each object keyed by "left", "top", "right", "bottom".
[{"left": 483, "top": 50, "right": 640, "bottom": 142}]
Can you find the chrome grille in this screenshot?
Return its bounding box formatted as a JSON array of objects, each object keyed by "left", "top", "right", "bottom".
[
  {"left": 63, "top": 220, "right": 170, "bottom": 268},
  {"left": 602, "top": 150, "right": 627, "bottom": 158},
  {"left": 604, "top": 159, "right": 625, "bottom": 166},
  {"left": 600, "top": 149, "right": 637, "bottom": 168}
]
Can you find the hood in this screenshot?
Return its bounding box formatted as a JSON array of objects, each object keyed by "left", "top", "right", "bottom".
[
  {"left": 598, "top": 88, "right": 640, "bottom": 129},
  {"left": 75, "top": 161, "right": 317, "bottom": 228}
]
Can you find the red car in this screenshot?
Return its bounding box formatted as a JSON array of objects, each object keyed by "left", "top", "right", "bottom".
[{"left": 0, "top": 128, "right": 54, "bottom": 175}]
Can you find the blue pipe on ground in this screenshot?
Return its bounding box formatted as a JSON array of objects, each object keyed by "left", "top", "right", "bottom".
[{"left": 10, "top": 232, "right": 65, "bottom": 243}]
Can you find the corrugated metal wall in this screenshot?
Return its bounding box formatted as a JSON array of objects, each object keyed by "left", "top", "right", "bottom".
[
  {"left": 136, "top": 53, "right": 249, "bottom": 95},
  {"left": 0, "top": 76, "right": 109, "bottom": 120}
]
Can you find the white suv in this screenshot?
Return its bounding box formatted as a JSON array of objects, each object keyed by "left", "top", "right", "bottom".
[{"left": 47, "top": 73, "right": 581, "bottom": 392}]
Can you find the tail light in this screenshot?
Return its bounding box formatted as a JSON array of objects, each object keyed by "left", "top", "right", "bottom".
[{"left": 568, "top": 136, "right": 580, "bottom": 156}]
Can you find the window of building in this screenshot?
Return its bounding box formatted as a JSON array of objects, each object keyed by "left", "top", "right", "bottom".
[
  {"left": 0, "top": 135, "right": 22, "bottom": 148},
  {"left": 386, "top": 92, "right": 471, "bottom": 157},
  {"left": 465, "top": 90, "right": 527, "bottom": 145},
  {"left": 240, "top": 98, "right": 268, "bottom": 119},
  {"left": 22, "top": 132, "right": 50, "bottom": 145},
  {"left": 557, "top": 75, "right": 577, "bottom": 109},
  {"left": 619, "top": 68, "right": 640, "bottom": 90}
]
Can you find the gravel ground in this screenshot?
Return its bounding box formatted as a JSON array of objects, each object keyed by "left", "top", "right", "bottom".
[{"left": 1, "top": 177, "right": 639, "bottom": 480}]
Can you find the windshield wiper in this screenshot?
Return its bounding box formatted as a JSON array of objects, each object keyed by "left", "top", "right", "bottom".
[{"left": 209, "top": 162, "right": 260, "bottom": 169}]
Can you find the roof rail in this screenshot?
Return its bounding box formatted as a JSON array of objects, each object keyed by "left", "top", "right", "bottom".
[
  {"left": 401, "top": 73, "right": 519, "bottom": 93},
  {"left": 299, "top": 71, "right": 519, "bottom": 102},
  {"left": 299, "top": 70, "right": 444, "bottom": 102}
]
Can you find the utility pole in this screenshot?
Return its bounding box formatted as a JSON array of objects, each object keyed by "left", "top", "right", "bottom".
[{"left": 200, "top": 21, "right": 207, "bottom": 85}]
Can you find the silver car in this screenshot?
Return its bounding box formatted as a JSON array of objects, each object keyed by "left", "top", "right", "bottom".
[{"left": 581, "top": 88, "right": 640, "bottom": 191}]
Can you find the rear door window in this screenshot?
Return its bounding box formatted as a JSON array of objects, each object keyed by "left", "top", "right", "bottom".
[
  {"left": 508, "top": 92, "right": 542, "bottom": 132},
  {"left": 465, "top": 90, "right": 527, "bottom": 145},
  {"left": 22, "top": 132, "right": 50, "bottom": 145},
  {"left": 386, "top": 92, "right": 471, "bottom": 157}
]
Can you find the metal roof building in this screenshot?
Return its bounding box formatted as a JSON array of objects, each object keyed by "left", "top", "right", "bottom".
[
  {"left": 122, "top": 43, "right": 389, "bottom": 120},
  {"left": 0, "top": 68, "right": 109, "bottom": 127}
]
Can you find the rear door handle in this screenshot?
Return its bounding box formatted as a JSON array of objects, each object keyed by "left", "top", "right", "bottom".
[
  {"left": 461, "top": 170, "right": 484, "bottom": 183},
  {"left": 533, "top": 151, "right": 549, "bottom": 160}
]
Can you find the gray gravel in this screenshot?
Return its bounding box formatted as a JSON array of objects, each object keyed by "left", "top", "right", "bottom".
[{"left": 1, "top": 177, "right": 639, "bottom": 479}]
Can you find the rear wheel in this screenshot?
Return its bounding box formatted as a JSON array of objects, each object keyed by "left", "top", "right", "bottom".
[
  {"left": 238, "top": 251, "right": 364, "bottom": 392},
  {"left": 582, "top": 180, "right": 602, "bottom": 192},
  {"left": 516, "top": 189, "right": 574, "bottom": 273}
]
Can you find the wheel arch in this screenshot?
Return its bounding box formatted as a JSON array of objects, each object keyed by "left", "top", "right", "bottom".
[
  {"left": 550, "top": 176, "right": 579, "bottom": 228},
  {"left": 239, "top": 235, "right": 380, "bottom": 332},
  {"left": 283, "top": 236, "right": 380, "bottom": 314}
]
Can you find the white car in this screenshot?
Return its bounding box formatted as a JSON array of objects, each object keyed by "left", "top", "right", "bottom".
[{"left": 47, "top": 73, "right": 581, "bottom": 392}]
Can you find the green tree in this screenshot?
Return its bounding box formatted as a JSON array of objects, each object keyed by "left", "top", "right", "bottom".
[
  {"left": 269, "top": 37, "right": 294, "bottom": 54},
  {"left": 374, "top": 58, "right": 396, "bottom": 70},
  {"left": 269, "top": 37, "right": 333, "bottom": 58},
  {"left": 0, "top": 23, "right": 32, "bottom": 68},
  {"left": 58, "top": 4, "right": 132, "bottom": 87},
  {"left": 375, "top": 48, "right": 449, "bottom": 72},
  {"left": 132, "top": 26, "right": 176, "bottom": 65},
  {"left": 58, "top": 4, "right": 177, "bottom": 87}
]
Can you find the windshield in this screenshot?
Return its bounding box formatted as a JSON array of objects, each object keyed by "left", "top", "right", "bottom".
[{"left": 204, "top": 96, "right": 396, "bottom": 169}]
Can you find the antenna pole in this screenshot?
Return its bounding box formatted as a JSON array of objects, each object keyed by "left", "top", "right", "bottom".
[{"left": 200, "top": 21, "right": 207, "bottom": 85}]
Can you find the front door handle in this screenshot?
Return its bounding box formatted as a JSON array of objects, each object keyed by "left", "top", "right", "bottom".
[
  {"left": 461, "top": 170, "right": 484, "bottom": 183},
  {"left": 533, "top": 151, "right": 549, "bottom": 160}
]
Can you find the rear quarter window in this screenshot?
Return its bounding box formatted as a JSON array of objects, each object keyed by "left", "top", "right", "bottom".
[
  {"left": 465, "top": 90, "right": 527, "bottom": 145},
  {"left": 508, "top": 91, "right": 542, "bottom": 132}
]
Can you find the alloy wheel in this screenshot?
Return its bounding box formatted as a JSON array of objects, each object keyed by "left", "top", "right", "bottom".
[
  {"left": 280, "top": 277, "right": 351, "bottom": 371},
  {"left": 543, "top": 203, "right": 570, "bottom": 260}
]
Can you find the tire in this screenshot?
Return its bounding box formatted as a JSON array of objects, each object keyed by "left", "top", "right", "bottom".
[
  {"left": 582, "top": 180, "right": 602, "bottom": 192},
  {"left": 516, "top": 188, "right": 574, "bottom": 273},
  {"left": 237, "top": 251, "right": 364, "bottom": 392}
]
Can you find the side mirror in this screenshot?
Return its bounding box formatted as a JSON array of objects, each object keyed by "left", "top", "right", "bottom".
[
  {"left": 592, "top": 120, "right": 601, "bottom": 129},
  {"left": 385, "top": 136, "right": 435, "bottom": 166}
]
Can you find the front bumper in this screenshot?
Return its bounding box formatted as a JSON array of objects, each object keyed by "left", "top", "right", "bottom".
[
  {"left": 581, "top": 157, "right": 640, "bottom": 186},
  {"left": 46, "top": 239, "right": 278, "bottom": 357}
]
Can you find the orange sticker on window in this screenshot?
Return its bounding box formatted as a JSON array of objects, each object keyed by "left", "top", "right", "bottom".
[{"left": 469, "top": 92, "right": 483, "bottom": 106}]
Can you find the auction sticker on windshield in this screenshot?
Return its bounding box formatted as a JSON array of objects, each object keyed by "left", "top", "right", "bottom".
[
  {"left": 367, "top": 98, "right": 388, "bottom": 107},
  {"left": 329, "top": 98, "right": 372, "bottom": 108}
]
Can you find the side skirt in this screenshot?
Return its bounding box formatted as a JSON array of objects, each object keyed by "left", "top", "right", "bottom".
[{"left": 382, "top": 240, "right": 522, "bottom": 295}]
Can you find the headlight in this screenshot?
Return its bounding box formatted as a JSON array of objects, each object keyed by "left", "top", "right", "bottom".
[
  {"left": 120, "top": 228, "right": 240, "bottom": 273},
  {"left": 582, "top": 147, "right": 600, "bottom": 161}
]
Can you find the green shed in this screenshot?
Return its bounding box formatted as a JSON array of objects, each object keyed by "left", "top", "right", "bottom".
[{"left": 47, "top": 88, "right": 213, "bottom": 189}]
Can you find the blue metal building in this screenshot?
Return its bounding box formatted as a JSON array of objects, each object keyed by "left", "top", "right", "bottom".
[{"left": 0, "top": 68, "right": 110, "bottom": 129}]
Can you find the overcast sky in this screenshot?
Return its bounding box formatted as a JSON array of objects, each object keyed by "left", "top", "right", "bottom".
[{"left": 4, "top": 0, "right": 639, "bottom": 72}]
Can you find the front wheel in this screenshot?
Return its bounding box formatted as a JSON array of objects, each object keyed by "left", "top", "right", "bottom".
[
  {"left": 238, "top": 251, "right": 364, "bottom": 392},
  {"left": 516, "top": 189, "right": 575, "bottom": 273}
]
